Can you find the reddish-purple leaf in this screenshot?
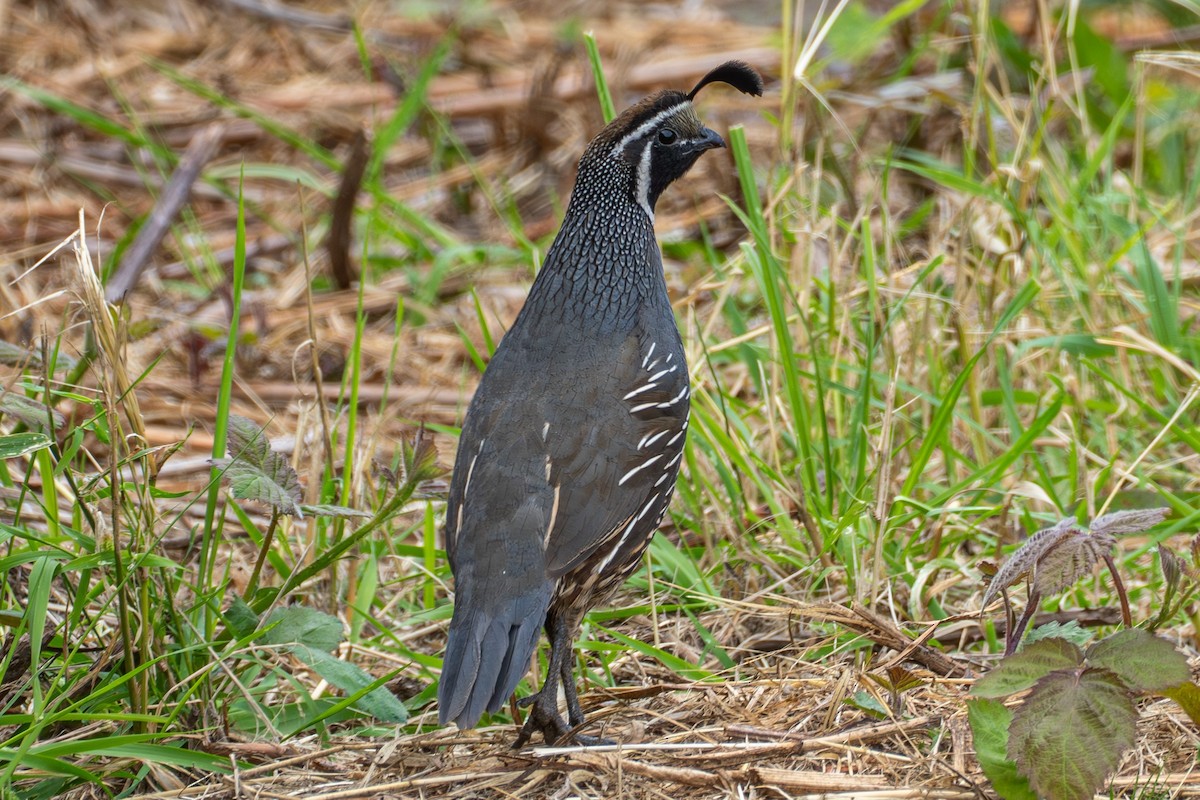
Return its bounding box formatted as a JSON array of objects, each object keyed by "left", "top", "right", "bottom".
[
  {"left": 972, "top": 637, "right": 1084, "bottom": 698},
  {"left": 1085, "top": 629, "right": 1190, "bottom": 694},
  {"left": 1088, "top": 507, "right": 1169, "bottom": 536},
  {"left": 1032, "top": 532, "right": 1115, "bottom": 596},
  {"left": 982, "top": 519, "right": 1079, "bottom": 609},
  {"left": 1009, "top": 667, "right": 1136, "bottom": 800}
]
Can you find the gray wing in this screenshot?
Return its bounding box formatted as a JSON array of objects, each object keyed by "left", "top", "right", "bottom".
[{"left": 540, "top": 333, "right": 689, "bottom": 577}]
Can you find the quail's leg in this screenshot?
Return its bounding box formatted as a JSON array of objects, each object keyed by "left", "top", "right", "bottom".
[
  {"left": 514, "top": 616, "right": 572, "bottom": 747},
  {"left": 560, "top": 650, "right": 586, "bottom": 728},
  {"left": 514, "top": 613, "right": 613, "bottom": 747},
  {"left": 558, "top": 651, "right": 615, "bottom": 746}
]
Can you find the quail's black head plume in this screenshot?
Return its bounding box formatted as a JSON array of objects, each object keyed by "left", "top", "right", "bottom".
[{"left": 437, "top": 60, "right": 762, "bottom": 745}]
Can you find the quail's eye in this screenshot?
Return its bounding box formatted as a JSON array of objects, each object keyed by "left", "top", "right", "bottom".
[{"left": 657, "top": 128, "right": 678, "bottom": 145}]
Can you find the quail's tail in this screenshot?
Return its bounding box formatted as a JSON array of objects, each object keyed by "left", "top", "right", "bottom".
[{"left": 437, "top": 583, "right": 551, "bottom": 729}]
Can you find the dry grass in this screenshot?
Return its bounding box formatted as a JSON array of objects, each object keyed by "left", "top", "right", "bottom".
[{"left": 3, "top": 1, "right": 1199, "bottom": 798}]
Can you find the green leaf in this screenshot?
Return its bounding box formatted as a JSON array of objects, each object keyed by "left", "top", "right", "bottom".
[
  {"left": 594, "top": 625, "right": 714, "bottom": 682},
  {"left": 1085, "top": 629, "right": 1190, "bottom": 694},
  {"left": 583, "top": 32, "right": 616, "bottom": 124},
  {"left": 967, "top": 699, "right": 1037, "bottom": 800},
  {"left": 1009, "top": 668, "right": 1136, "bottom": 800},
  {"left": 843, "top": 691, "right": 888, "bottom": 719},
  {"left": 402, "top": 426, "right": 445, "bottom": 485},
  {"left": 972, "top": 638, "right": 1083, "bottom": 698},
  {"left": 0, "top": 391, "right": 64, "bottom": 431},
  {"left": 1071, "top": 18, "right": 1127, "bottom": 103},
  {"left": 823, "top": 2, "right": 875, "bottom": 58},
  {"left": 1025, "top": 621, "right": 1092, "bottom": 648},
  {"left": 211, "top": 415, "right": 302, "bottom": 515},
  {"left": 1162, "top": 681, "right": 1200, "bottom": 726},
  {"left": 294, "top": 647, "right": 408, "bottom": 723},
  {"left": 263, "top": 606, "right": 342, "bottom": 653},
  {"left": 0, "top": 432, "right": 53, "bottom": 459},
  {"left": 224, "top": 597, "right": 259, "bottom": 639},
  {"left": 1020, "top": 333, "right": 1116, "bottom": 358}
]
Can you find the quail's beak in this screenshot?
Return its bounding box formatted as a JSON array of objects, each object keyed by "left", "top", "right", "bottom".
[{"left": 696, "top": 127, "right": 725, "bottom": 151}]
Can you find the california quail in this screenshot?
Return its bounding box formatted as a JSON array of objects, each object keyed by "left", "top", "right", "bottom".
[{"left": 437, "top": 60, "right": 763, "bottom": 745}]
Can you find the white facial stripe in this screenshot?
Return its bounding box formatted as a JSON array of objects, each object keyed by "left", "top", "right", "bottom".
[
  {"left": 610, "top": 101, "right": 689, "bottom": 156},
  {"left": 635, "top": 143, "right": 654, "bottom": 221}
]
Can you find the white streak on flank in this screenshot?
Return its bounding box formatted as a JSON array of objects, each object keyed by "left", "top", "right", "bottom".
[
  {"left": 648, "top": 366, "right": 676, "bottom": 382},
  {"left": 641, "top": 342, "right": 656, "bottom": 368},
  {"left": 596, "top": 492, "right": 662, "bottom": 572},
  {"left": 665, "top": 451, "right": 684, "bottom": 468},
  {"left": 623, "top": 382, "right": 658, "bottom": 400},
  {"left": 462, "top": 439, "right": 484, "bottom": 496},
  {"left": 544, "top": 454, "right": 552, "bottom": 482},
  {"left": 635, "top": 143, "right": 655, "bottom": 221},
  {"left": 637, "top": 429, "right": 671, "bottom": 450},
  {"left": 542, "top": 421, "right": 550, "bottom": 441},
  {"left": 666, "top": 428, "right": 685, "bottom": 447},
  {"left": 629, "top": 401, "right": 658, "bottom": 413},
  {"left": 654, "top": 471, "right": 670, "bottom": 487},
  {"left": 636, "top": 493, "right": 660, "bottom": 521},
  {"left": 665, "top": 352, "right": 674, "bottom": 363},
  {"left": 619, "top": 454, "right": 664, "bottom": 486},
  {"left": 595, "top": 514, "right": 640, "bottom": 573},
  {"left": 610, "top": 102, "right": 688, "bottom": 155},
  {"left": 656, "top": 386, "right": 690, "bottom": 409},
  {"left": 544, "top": 483, "right": 561, "bottom": 547}
]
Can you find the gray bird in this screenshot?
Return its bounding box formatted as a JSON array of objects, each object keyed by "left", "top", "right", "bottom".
[{"left": 438, "top": 60, "right": 763, "bottom": 745}]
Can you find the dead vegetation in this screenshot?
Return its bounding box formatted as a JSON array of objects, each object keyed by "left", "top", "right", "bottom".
[{"left": 2, "top": 1, "right": 1199, "bottom": 798}]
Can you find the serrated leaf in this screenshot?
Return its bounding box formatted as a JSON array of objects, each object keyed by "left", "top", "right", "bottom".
[
  {"left": 292, "top": 646, "right": 408, "bottom": 723},
  {"left": 1089, "top": 507, "right": 1169, "bottom": 536},
  {"left": 972, "top": 638, "right": 1084, "bottom": 698},
  {"left": 1162, "top": 681, "right": 1200, "bottom": 726},
  {"left": 0, "top": 431, "right": 53, "bottom": 459},
  {"left": 1094, "top": 506, "right": 1166, "bottom": 537},
  {"left": 1009, "top": 668, "right": 1136, "bottom": 800},
  {"left": 224, "top": 598, "right": 259, "bottom": 639},
  {"left": 212, "top": 416, "right": 301, "bottom": 515},
  {"left": 1032, "top": 532, "right": 1114, "bottom": 596},
  {"left": 982, "top": 519, "right": 1078, "bottom": 608},
  {"left": 967, "top": 699, "right": 1037, "bottom": 800},
  {"left": 402, "top": 426, "right": 446, "bottom": 485},
  {"left": 1025, "top": 621, "right": 1092, "bottom": 648},
  {"left": 263, "top": 606, "right": 342, "bottom": 653},
  {"left": 1085, "top": 629, "right": 1190, "bottom": 693},
  {"left": 299, "top": 503, "right": 370, "bottom": 520},
  {"left": 226, "top": 415, "right": 270, "bottom": 460}
]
